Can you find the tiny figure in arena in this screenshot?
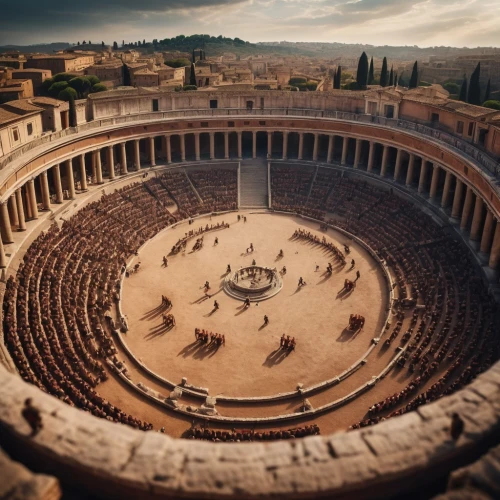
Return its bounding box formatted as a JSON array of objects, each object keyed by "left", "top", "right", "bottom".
[
  {"left": 315, "top": 264, "right": 320, "bottom": 272},
  {"left": 278, "top": 249, "right": 284, "bottom": 258},
  {"left": 344, "top": 244, "right": 350, "bottom": 254},
  {"left": 281, "top": 265, "right": 287, "bottom": 275},
  {"left": 263, "top": 315, "right": 269, "bottom": 325},
  {"left": 162, "top": 313, "right": 176, "bottom": 327},
  {"left": 244, "top": 297, "right": 251, "bottom": 309},
  {"left": 214, "top": 237, "right": 218, "bottom": 246},
  {"left": 252, "top": 259, "right": 256, "bottom": 266},
  {"left": 244, "top": 216, "right": 247, "bottom": 223},
  {"left": 162, "top": 256, "right": 168, "bottom": 267},
  {"left": 226, "top": 264, "right": 231, "bottom": 273},
  {"left": 238, "top": 214, "right": 241, "bottom": 222},
  {"left": 204, "top": 281, "right": 210, "bottom": 291},
  {"left": 356, "top": 270, "right": 361, "bottom": 281},
  {"left": 326, "top": 262, "right": 333, "bottom": 274},
  {"left": 162, "top": 295, "right": 172, "bottom": 308},
  {"left": 350, "top": 258, "right": 355, "bottom": 269},
  {"left": 298, "top": 277, "right": 306, "bottom": 287},
  {"left": 213, "top": 300, "right": 219, "bottom": 311}
]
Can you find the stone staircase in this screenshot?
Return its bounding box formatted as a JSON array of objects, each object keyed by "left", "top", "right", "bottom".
[{"left": 239, "top": 160, "right": 269, "bottom": 208}]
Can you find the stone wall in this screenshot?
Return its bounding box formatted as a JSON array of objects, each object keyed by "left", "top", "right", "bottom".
[{"left": 1, "top": 357, "right": 500, "bottom": 499}]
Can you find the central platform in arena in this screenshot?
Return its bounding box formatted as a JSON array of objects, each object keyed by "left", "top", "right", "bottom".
[{"left": 223, "top": 265, "right": 283, "bottom": 301}]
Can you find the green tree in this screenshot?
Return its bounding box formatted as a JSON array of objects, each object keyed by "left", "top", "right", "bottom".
[
  {"left": 368, "top": 57, "right": 374, "bottom": 85},
  {"left": 468, "top": 63, "right": 481, "bottom": 105},
  {"left": 459, "top": 75, "right": 468, "bottom": 102},
  {"left": 57, "top": 87, "right": 77, "bottom": 102},
  {"left": 334, "top": 66, "right": 342, "bottom": 89},
  {"left": 113, "top": 41, "right": 118, "bottom": 50},
  {"left": 289, "top": 77, "right": 307, "bottom": 86},
  {"left": 409, "top": 61, "right": 419, "bottom": 89},
  {"left": 164, "top": 58, "right": 190, "bottom": 68},
  {"left": 482, "top": 100, "right": 500, "bottom": 110},
  {"left": 86, "top": 75, "right": 100, "bottom": 86},
  {"left": 91, "top": 83, "right": 107, "bottom": 93},
  {"left": 189, "top": 62, "right": 196, "bottom": 86},
  {"left": 394, "top": 72, "right": 398, "bottom": 87},
  {"left": 443, "top": 82, "right": 460, "bottom": 95},
  {"left": 483, "top": 79, "right": 491, "bottom": 103},
  {"left": 356, "top": 51, "right": 369, "bottom": 89},
  {"left": 53, "top": 72, "right": 76, "bottom": 83},
  {"left": 48, "top": 81, "right": 69, "bottom": 98},
  {"left": 389, "top": 66, "right": 394, "bottom": 86},
  {"left": 183, "top": 84, "right": 198, "bottom": 91},
  {"left": 380, "top": 57, "right": 388, "bottom": 87},
  {"left": 68, "top": 77, "right": 92, "bottom": 98}
]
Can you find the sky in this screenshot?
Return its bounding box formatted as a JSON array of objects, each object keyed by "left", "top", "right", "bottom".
[{"left": 1, "top": 0, "right": 499, "bottom": 48}]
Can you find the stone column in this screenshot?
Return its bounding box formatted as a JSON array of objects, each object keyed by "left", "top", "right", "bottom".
[
  {"left": 165, "top": 135, "right": 172, "bottom": 165},
  {"left": 40, "top": 171, "right": 51, "bottom": 210},
  {"left": 15, "top": 189, "right": 26, "bottom": 231},
  {"left": 237, "top": 132, "right": 242, "bottom": 160},
  {"left": 312, "top": 133, "right": 319, "bottom": 162},
  {"left": 27, "top": 179, "right": 38, "bottom": 219},
  {"left": 367, "top": 141, "right": 375, "bottom": 172},
  {"left": 406, "top": 154, "right": 415, "bottom": 186},
  {"left": 429, "top": 165, "right": 440, "bottom": 200},
  {"left": 451, "top": 179, "right": 464, "bottom": 218},
  {"left": 195, "top": 133, "right": 201, "bottom": 161},
  {"left": 327, "top": 135, "right": 334, "bottom": 163},
  {"left": 224, "top": 132, "right": 229, "bottom": 160},
  {"left": 282, "top": 131, "right": 288, "bottom": 160},
  {"left": 353, "top": 139, "right": 361, "bottom": 169},
  {"left": 298, "top": 132, "right": 304, "bottom": 160},
  {"left": 460, "top": 187, "right": 474, "bottom": 230},
  {"left": 469, "top": 196, "right": 484, "bottom": 241},
  {"left": 252, "top": 132, "right": 257, "bottom": 159},
  {"left": 380, "top": 145, "right": 389, "bottom": 176},
  {"left": 394, "top": 149, "right": 402, "bottom": 181},
  {"left": 65, "top": 159, "right": 75, "bottom": 199},
  {"left": 209, "top": 133, "right": 215, "bottom": 160},
  {"left": 341, "top": 136, "right": 348, "bottom": 165},
  {"left": 441, "top": 171, "right": 452, "bottom": 208},
  {"left": 24, "top": 188, "right": 32, "bottom": 221},
  {"left": 107, "top": 146, "right": 115, "bottom": 180},
  {"left": 9, "top": 194, "right": 19, "bottom": 227},
  {"left": 0, "top": 238, "right": 6, "bottom": 268},
  {"left": 0, "top": 201, "right": 13, "bottom": 243},
  {"left": 149, "top": 137, "right": 156, "bottom": 166},
  {"left": 95, "top": 151, "right": 103, "bottom": 184},
  {"left": 53, "top": 164, "right": 64, "bottom": 202},
  {"left": 489, "top": 221, "right": 500, "bottom": 270},
  {"left": 418, "top": 160, "right": 428, "bottom": 194},
  {"left": 79, "top": 155, "right": 88, "bottom": 191},
  {"left": 267, "top": 131, "right": 272, "bottom": 158},
  {"left": 480, "top": 210, "right": 495, "bottom": 253},
  {"left": 134, "top": 140, "right": 141, "bottom": 170},
  {"left": 120, "top": 143, "right": 127, "bottom": 174},
  {"left": 180, "top": 134, "right": 186, "bottom": 162}
]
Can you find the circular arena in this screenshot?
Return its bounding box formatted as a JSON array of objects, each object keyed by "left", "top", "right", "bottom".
[{"left": 1, "top": 88, "right": 500, "bottom": 499}]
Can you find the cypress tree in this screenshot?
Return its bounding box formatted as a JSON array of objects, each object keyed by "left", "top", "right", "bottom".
[
  {"left": 356, "top": 52, "right": 369, "bottom": 89},
  {"left": 335, "top": 66, "right": 342, "bottom": 89},
  {"left": 380, "top": 57, "right": 388, "bottom": 87},
  {"left": 409, "top": 61, "right": 419, "bottom": 89},
  {"left": 468, "top": 63, "right": 481, "bottom": 105},
  {"left": 190, "top": 62, "right": 197, "bottom": 86},
  {"left": 389, "top": 66, "right": 394, "bottom": 87},
  {"left": 394, "top": 72, "right": 398, "bottom": 87},
  {"left": 68, "top": 95, "right": 77, "bottom": 127},
  {"left": 368, "top": 57, "right": 374, "bottom": 85},
  {"left": 192, "top": 49, "right": 196, "bottom": 62},
  {"left": 484, "top": 78, "right": 491, "bottom": 103},
  {"left": 459, "top": 75, "right": 467, "bottom": 102}
]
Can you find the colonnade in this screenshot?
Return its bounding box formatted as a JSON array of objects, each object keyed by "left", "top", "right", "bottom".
[{"left": 0, "top": 130, "right": 499, "bottom": 277}]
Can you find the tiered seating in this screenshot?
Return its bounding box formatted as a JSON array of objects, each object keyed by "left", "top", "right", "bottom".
[
  {"left": 3, "top": 168, "right": 239, "bottom": 429},
  {"left": 158, "top": 170, "right": 204, "bottom": 218},
  {"left": 185, "top": 424, "right": 320, "bottom": 442},
  {"left": 188, "top": 169, "right": 238, "bottom": 212},
  {"left": 270, "top": 166, "right": 323, "bottom": 219}
]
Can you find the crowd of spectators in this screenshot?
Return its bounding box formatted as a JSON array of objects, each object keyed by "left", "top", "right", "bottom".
[{"left": 185, "top": 424, "right": 320, "bottom": 441}]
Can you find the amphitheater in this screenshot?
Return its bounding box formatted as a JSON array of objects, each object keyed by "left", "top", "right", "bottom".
[{"left": 1, "top": 86, "right": 500, "bottom": 499}]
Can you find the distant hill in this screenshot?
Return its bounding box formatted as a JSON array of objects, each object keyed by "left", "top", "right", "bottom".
[{"left": 0, "top": 42, "right": 72, "bottom": 54}]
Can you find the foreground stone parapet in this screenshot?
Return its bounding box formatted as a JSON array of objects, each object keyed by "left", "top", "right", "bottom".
[
  {"left": 0, "top": 446, "right": 61, "bottom": 500},
  {"left": 2, "top": 361, "right": 500, "bottom": 499}
]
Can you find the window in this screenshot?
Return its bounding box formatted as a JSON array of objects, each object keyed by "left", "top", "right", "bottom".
[
  {"left": 246, "top": 100, "right": 253, "bottom": 111},
  {"left": 431, "top": 113, "right": 439, "bottom": 124},
  {"left": 468, "top": 122, "right": 474, "bottom": 136},
  {"left": 368, "top": 101, "right": 377, "bottom": 115},
  {"left": 259, "top": 121, "right": 266, "bottom": 126},
  {"left": 188, "top": 123, "right": 193, "bottom": 128},
  {"left": 210, "top": 99, "right": 218, "bottom": 109},
  {"left": 27, "top": 123, "right": 33, "bottom": 136},
  {"left": 12, "top": 128, "right": 19, "bottom": 142},
  {"left": 260, "top": 97, "right": 264, "bottom": 109},
  {"left": 152, "top": 99, "right": 159, "bottom": 112},
  {"left": 228, "top": 121, "right": 235, "bottom": 127},
  {"left": 201, "top": 122, "right": 209, "bottom": 128},
  {"left": 385, "top": 105, "right": 394, "bottom": 119},
  {"left": 464, "top": 166, "right": 469, "bottom": 176},
  {"left": 244, "top": 121, "right": 250, "bottom": 125},
  {"left": 456, "top": 121, "right": 464, "bottom": 134}
]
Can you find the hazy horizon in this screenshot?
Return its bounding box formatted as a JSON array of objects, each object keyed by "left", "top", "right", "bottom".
[{"left": 1, "top": 0, "right": 499, "bottom": 48}]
